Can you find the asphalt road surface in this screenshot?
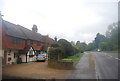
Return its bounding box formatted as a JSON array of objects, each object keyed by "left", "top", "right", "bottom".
[
  {"left": 68, "top": 52, "right": 96, "bottom": 79},
  {"left": 68, "top": 52, "right": 119, "bottom": 80},
  {"left": 92, "top": 52, "right": 118, "bottom": 79}
]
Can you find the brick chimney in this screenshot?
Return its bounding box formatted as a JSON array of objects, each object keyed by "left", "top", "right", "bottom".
[
  {"left": 32, "top": 24, "right": 38, "bottom": 32},
  {"left": 54, "top": 36, "right": 57, "bottom": 42}
]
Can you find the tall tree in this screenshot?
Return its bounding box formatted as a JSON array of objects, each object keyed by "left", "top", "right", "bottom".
[
  {"left": 94, "top": 33, "right": 106, "bottom": 48},
  {"left": 76, "top": 41, "right": 80, "bottom": 46},
  {"left": 86, "top": 42, "right": 95, "bottom": 51},
  {"left": 70, "top": 41, "right": 76, "bottom": 47},
  {"left": 106, "top": 22, "right": 118, "bottom": 49},
  {"left": 71, "top": 41, "right": 79, "bottom": 54},
  {"left": 99, "top": 42, "right": 108, "bottom": 51},
  {"left": 76, "top": 41, "right": 87, "bottom": 52},
  {"left": 88, "top": 22, "right": 119, "bottom": 51}
]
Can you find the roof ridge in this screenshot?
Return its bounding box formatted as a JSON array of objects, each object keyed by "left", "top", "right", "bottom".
[
  {"left": 17, "top": 24, "right": 42, "bottom": 36},
  {"left": 3, "top": 20, "right": 17, "bottom": 26},
  {"left": 3, "top": 19, "right": 55, "bottom": 43}
]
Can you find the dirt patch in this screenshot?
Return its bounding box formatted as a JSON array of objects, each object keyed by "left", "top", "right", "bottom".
[
  {"left": 89, "top": 54, "right": 95, "bottom": 67},
  {"left": 2, "top": 61, "right": 73, "bottom": 79},
  {"left": 89, "top": 54, "right": 96, "bottom": 79}
]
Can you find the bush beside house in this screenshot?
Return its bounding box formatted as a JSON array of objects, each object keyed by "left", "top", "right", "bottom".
[{"left": 47, "top": 39, "right": 83, "bottom": 69}]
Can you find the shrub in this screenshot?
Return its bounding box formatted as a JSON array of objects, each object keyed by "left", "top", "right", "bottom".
[
  {"left": 48, "top": 47, "right": 64, "bottom": 60},
  {"left": 58, "top": 39, "right": 74, "bottom": 58},
  {"left": 48, "top": 39, "right": 75, "bottom": 60},
  {"left": 51, "top": 43, "right": 59, "bottom": 47}
]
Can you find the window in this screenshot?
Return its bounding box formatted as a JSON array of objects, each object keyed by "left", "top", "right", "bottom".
[
  {"left": 30, "top": 40, "right": 33, "bottom": 44},
  {"left": 14, "top": 53, "right": 18, "bottom": 58},
  {"left": 37, "top": 41, "right": 40, "bottom": 46},
  {"left": 12, "top": 38, "right": 20, "bottom": 44},
  {"left": 29, "top": 50, "right": 33, "bottom": 55}
]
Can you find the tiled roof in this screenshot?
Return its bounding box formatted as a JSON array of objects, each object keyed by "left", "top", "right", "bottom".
[
  {"left": 2, "top": 20, "right": 54, "bottom": 43},
  {"left": 48, "top": 37, "right": 55, "bottom": 44},
  {"left": 2, "top": 20, "right": 27, "bottom": 39},
  {"left": 18, "top": 25, "right": 44, "bottom": 42},
  {"left": 42, "top": 35, "right": 55, "bottom": 44}
]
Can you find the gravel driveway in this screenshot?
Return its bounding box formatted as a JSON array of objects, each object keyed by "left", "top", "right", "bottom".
[{"left": 2, "top": 61, "right": 73, "bottom": 79}]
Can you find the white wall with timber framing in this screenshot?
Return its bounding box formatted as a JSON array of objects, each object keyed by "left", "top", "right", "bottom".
[
  {"left": 2, "top": 49, "right": 18, "bottom": 65},
  {"left": 2, "top": 47, "right": 37, "bottom": 65},
  {"left": 20, "top": 47, "right": 37, "bottom": 63}
]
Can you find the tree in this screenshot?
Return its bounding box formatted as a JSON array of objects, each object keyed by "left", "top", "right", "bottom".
[
  {"left": 87, "top": 22, "right": 119, "bottom": 51},
  {"left": 70, "top": 41, "right": 76, "bottom": 47},
  {"left": 79, "top": 42, "right": 87, "bottom": 52},
  {"left": 75, "top": 41, "right": 87, "bottom": 52},
  {"left": 86, "top": 42, "right": 95, "bottom": 51},
  {"left": 76, "top": 41, "right": 80, "bottom": 46},
  {"left": 106, "top": 22, "right": 119, "bottom": 50},
  {"left": 58, "top": 39, "right": 74, "bottom": 57},
  {"left": 48, "top": 47, "right": 64, "bottom": 60},
  {"left": 94, "top": 33, "right": 106, "bottom": 48},
  {"left": 71, "top": 41, "right": 79, "bottom": 54},
  {"left": 51, "top": 43, "right": 59, "bottom": 47},
  {"left": 99, "top": 42, "right": 108, "bottom": 51}
]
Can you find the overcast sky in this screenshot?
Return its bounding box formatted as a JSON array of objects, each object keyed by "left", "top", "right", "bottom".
[{"left": 0, "top": 0, "right": 118, "bottom": 44}]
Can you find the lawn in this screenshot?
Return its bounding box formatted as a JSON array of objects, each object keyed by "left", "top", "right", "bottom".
[{"left": 60, "top": 53, "right": 84, "bottom": 63}]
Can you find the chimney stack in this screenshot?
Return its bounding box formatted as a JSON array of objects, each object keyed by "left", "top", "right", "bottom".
[
  {"left": 32, "top": 24, "right": 38, "bottom": 32},
  {"left": 54, "top": 36, "right": 57, "bottom": 42}
]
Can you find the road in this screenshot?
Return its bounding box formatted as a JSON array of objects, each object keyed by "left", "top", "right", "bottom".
[
  {"left": 92, "top": 52, "right": 118, "bottom": 79},
  {"left": 68, "top": 52, "right": 119, "bottom": 80},
  {"left": 68, "top": 52, "right": 96, "bottom": 79}
]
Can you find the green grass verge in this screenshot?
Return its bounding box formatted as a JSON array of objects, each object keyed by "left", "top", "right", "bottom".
[{"left": 60, "top": 53, "right": 84, "bottom": 62}]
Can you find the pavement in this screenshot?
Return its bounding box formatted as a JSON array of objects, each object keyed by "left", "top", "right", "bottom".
[
  {"left": 68, "top": 52, "right": 96, "bottom": 79},
  {"left": 92, "top": 52, "right": 118, "bottom": 79}
]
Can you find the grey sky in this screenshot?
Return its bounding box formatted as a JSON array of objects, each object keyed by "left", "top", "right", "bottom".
[{"left": 0, "top": 0, "right": 118, "bottom": 43}]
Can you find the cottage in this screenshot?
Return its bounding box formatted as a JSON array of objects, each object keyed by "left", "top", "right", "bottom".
[{"left": 1, "top": 14, "right": 55, "bottom": 65}]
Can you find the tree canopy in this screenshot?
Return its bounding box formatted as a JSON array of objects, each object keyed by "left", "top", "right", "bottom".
[
  {"left": 86, "top": 22, "right": 119, "bottom": 51},
  {"left": 48, "top": 39, "right": 76, "bottom": 60}
]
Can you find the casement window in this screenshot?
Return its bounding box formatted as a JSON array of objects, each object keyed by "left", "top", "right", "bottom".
[
  {"left": 29, "top": 50, "right": 33, "bottom": 55},
  {"left": 12, "top": 37, "right": 20, "bottom": 44},
  {"left": 37, "top": 41, "right": 40, "bottom": 46},
  {"left": 29, "top": 47, "right": 34, "bottom": 55}
]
